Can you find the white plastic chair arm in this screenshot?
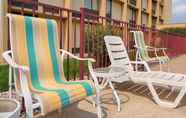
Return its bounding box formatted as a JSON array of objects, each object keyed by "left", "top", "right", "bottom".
[
  {"left": 2, "top": 51, "right": 29, "bottom": 72},
  {"left": 59, "top": 49, "right": 99, "bottom": 89},
  {"left": 134, "top": 45, "right": 155, "bottom": 51},
  {"left": 146, "top": 46, "right": 167, "bottom": 51},
  {"left": 2, "top": 50, "right": 33, "bottom": 117},
  {"left": 88, "top": 61, "right": 101, "bottom": 90},
  {"left": 59, "top": 49, "right": 96, "bottom": 62}
]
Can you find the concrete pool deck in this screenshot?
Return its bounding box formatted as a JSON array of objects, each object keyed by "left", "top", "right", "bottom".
[{"left": 1, "top": 55, "right": 186, "bottom": 118}]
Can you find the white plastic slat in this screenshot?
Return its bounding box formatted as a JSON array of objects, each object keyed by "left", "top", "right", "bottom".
[
  {"left": 112, "top": 52, "right": 127, "bottom": 60},
  {"left": 110, "top": 45, "right": 126, "bottom": 52},
  {"left": 132, "top": 72, "right": 147, "bottom": 78},
  {"left": 110, "top": 58, "right": 130, "bottom": 66},
  {"left": 168, "top": 75, "right": 184, "bottom": 82},
  {"left": 160, "top": 73, "right": 175, "bottom": 80},
  {"left": 151, "top": 72, "right": 169, "bottom": 80},
  {"left": 143, "top": 72, "right": 158, "bottom": 78}
]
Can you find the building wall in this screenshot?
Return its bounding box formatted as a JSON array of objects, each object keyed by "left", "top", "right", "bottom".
[
  {"left": 0, "top": 0, "right": 8, "bottom": 64},
  {"left": 163, "top": 0, "right": 172, "bottom": 23}
]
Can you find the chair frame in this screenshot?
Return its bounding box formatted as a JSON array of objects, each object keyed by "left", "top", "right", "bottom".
[
  {"left": 104, "top": 35, "right": 186, "bottom": 108},
  {"left": 2, "top": 14, "right": 102, "bottom": 118}
]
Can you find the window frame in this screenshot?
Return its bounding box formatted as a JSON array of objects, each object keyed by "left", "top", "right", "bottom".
[{"left": 106, "top": 0, "right": 112, "bottom": 18}]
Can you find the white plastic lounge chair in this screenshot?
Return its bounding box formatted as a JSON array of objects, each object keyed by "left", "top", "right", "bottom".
[
  {"left": 2, "top": 14, "right": 102, "bottom": 118},
  {"left": 131, "top": 31, "right": 169, "bottom": 71},
  {"left": 104, "top": 36, "right": 186, "bottom": 108}
]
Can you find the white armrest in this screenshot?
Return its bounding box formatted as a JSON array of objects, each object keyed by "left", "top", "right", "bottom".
[
  {"left": 146, "top": 46, "right": 167, "bottom": 50},
  {"left": 59, "top": 49, "right": 96, "bottom": 62},
  {"left": 2, "top": 51, "right": 29, "bottom": 72},
  {"left": 134, "top": 45, "right": 155, "bottom": 51},
  {"left": 2, "top": 50, "right": 33, "bottom": 117},
  {"left": 88, "top": 61, "right": 101, "bottom": 89}
]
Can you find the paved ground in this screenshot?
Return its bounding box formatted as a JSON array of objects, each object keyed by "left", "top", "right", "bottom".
[
  {"left": 1, "top": 55, "right": 186, "bottom": 118},
  {"left": 43, "top": 55, "right": 186, "bottom": 118}
]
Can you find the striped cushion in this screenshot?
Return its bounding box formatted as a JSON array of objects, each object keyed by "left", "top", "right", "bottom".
[
  {"left": 10, "top": 14, "right": 95, "bottom": 114},
  {"left": 134, "top": 31, "right": 150, "bottom": 60}
]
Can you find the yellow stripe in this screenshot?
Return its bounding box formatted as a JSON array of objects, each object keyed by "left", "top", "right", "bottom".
[
  {"left": 34, "top": 18, "right": 57, "bottom": 86},
  {"left": 12, "top": 15, "right": 35, "bottom": 90}
]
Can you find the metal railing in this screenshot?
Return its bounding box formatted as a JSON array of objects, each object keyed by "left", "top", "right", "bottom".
[{"left": 7, "top": 1, "right": 186, "bottom": 80}]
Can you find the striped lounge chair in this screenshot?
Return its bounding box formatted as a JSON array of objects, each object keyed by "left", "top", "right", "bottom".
[
  {"left": 104, "top": 35, "right": 186, "bottom": 108},
  {"left": 131, "top": 31, "right": 169, "bottom": 71},
  {"left": 2, "top": 14, "right": 102, "bottom": 118}
]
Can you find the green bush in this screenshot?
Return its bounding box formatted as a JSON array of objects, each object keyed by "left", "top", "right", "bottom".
[
  {"left": 0, "top": 65, "right": 9, "bottom": 92},
  {"left": 63, "top": 58, "right": 88, "bottom": 80},
  {"left": 162, "top": 28, "right": 186, "bottom": 36}
]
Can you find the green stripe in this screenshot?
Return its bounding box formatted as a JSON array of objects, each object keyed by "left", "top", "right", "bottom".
[
  {"left": 46, "top": 20, "right": 62, "bottom": 83},
  {"left": 139, "top": 32, "right": 149, "bottom": 59},
  {"left": 135, "top": 32, "right": 149, "bottom": 60},
  {"left": 46, "top": 20, "right": 93, "bottom": 96},
  {"left": 24, "top": 16, "right": 70, "bottom": 107}
]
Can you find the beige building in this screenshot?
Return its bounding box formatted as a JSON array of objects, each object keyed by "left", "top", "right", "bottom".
[
  {"left": 40, "top": 0, "right": 172, "bottom": 26},
  {"left": 0, "top": 0, "right": 172, "bottom": 64},
  {"left": 42, "top": 0, "right": 171, "bottom": 26},
  {"left": 35, "top": 0, "right": 172, "bottom": 26}
]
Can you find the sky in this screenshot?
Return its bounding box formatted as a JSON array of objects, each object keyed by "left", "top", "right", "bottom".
[{"left": 171, "top": 0, "right": 186, "bottom": 23}]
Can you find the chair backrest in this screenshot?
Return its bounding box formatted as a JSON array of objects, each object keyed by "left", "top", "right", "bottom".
[
  {"left": 132, "top": 31, "right": 149, "bottom": 60},
  {"left": 8, "top": 14, "right": 65, "bottom": 93},
  {"left": 104, "top": 36, "right": 133, "bottom": 71}
]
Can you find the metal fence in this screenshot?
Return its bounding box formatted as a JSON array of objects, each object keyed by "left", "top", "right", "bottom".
[{"left": 8, "top": 1, "right": 186, "bottom": 80}]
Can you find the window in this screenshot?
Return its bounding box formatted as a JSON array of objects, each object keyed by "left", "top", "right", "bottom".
[
  {"left": 84, "top": 0, "right": 98, "bottom": 11},
  {"left": 92, "top": 0, "right": 99, "bottom": 11},
  {"left": 160, "top": 6, "right": 163, "bottom": 16},
  {"left": 152, "top": 2, "right": 157, "bottom": 15},
  {"left": 84, "top": 0, "right": 92, "bottom": 9},
  {"left": 142, "top": 0, "right": 148, "bottom": 9},
  {"left": 159, "top": 19, "right": 164, "bottom": 24},
  {"left": 152, "top": 18, "right": 157, "bottom": 26},
  {"left": 128, "top": 8, "right": 136, "bottom": 23},
  {"left": 112, "top": 1, "right": 122, "bottom": 20},
  {"left": 106, "top": 0, "right": 112, "bottom": 18},
  {"left": 10, "top": 0, "right": 38, "bottom": 9},
  {"left": 141, "top": 13, "right": 148, "bottom": 25}
]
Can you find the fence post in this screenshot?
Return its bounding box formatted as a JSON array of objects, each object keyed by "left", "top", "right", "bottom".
[{"left": 80, "top": 8, "right": 85, "bottom": 80}]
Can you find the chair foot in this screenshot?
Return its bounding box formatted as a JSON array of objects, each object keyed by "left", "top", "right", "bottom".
[{"left": 148, "top": 82, "right": 186, "bottom": 108}]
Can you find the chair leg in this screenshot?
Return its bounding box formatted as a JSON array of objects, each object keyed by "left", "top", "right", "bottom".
[
  {"left": 19, "top": 71, "right": 33, "bottom": 118},
  {"left": 147, "top": 82, "right": 186, "bottom": 108},
  {"left": 90, "top": 96, "right": 96, "bottom": 107},
  {"left": 96, "top": 89, "right": 102, "bottom": 118},
  {"left": 167, "top": 61, "right": 170, "bottom": 72},
  {"left": 165, "top": 87, "right": 175, "bottom": 99},
  {"left": 159, "top": 61, "right": 162, "bottom": 71},
  {"left": 108, "top": 80, "right": 121, "bottom": 112},
  {"left": 8, "top": 66, "right": 12, "bottom": 98}
]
